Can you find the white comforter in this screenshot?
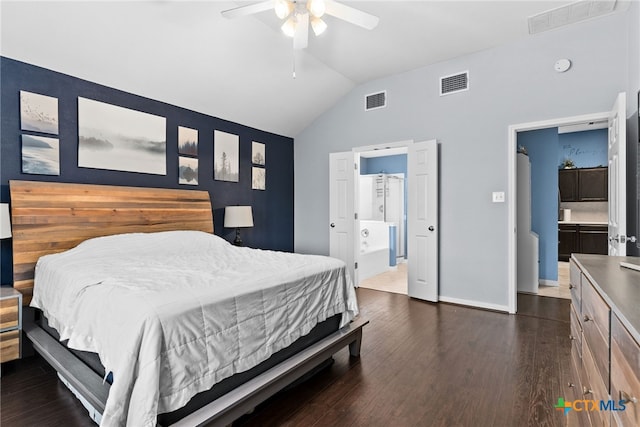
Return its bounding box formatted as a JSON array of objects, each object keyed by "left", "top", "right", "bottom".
[{"left": 31, "top": 230, "right": 358, "bottom": 427}]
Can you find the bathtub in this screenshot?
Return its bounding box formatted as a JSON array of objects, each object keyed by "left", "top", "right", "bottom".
[{"left": 359, "top": 220, "right": 391, "bottom": 282}]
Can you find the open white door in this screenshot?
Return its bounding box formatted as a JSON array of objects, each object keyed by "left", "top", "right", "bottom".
[
  {"left": 329, "top": 151, "right": 356, "bottom": 283},
  {"left": 407, "top": 140, "right": 439, "bottom": 302},
  {"left": 607, "top": 92, "right": 633, "bottom": 255}
]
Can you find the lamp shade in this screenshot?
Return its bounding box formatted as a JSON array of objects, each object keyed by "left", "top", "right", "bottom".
[
  {"left": 0, "top": 204, "right": 11, "bottom": 239},
  {"left": 224, "top": 206, "right": 254, "bottom": 228}
]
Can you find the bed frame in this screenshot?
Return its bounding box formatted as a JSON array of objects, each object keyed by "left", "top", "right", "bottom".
[{"left": 9, "top": 180, "right": 367, "bottom": 426}]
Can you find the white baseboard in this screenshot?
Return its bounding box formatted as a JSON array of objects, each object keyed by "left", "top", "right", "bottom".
[
  {"left": 438, "top": 296, "right": 510, "bottom": 313},
  {"left": 539, "top": 280, "right": 559, "bottom": 287}
]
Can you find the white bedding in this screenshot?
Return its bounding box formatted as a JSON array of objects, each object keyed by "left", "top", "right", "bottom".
[{"left": 31, "top": 230, "right": 358, "bottom": 427}]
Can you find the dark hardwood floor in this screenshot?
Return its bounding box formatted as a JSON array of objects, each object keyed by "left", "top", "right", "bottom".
[{"left": 1, "top": 289, "right": 571, "bottom": 427}]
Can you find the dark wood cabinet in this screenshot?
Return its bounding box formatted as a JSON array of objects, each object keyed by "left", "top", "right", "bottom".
[
  {"left": 559, "top": 167, "right": 607, "bottom": 202},
  {"left": 559, "top": 224, "right": 578, "bottom": 261},
  {"left": 578, "top": 225, "right": 609, "bottom": 255},
  {"left": 578, "top": 168, "right": 608, "bottom": 201},
  {"left": 559, "top": 169, "right": 579, "bottom": 202},
  {"left": 558, "top": 224, "right": 608, "bottom": 261}
]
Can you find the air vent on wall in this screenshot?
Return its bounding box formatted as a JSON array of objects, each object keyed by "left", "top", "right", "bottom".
[
  {"left": 528, "top": 0, "right": 617, "bottom": 35},
  {"left": 365, "top": 91, "right": 386, "bottom": 111},
  {"left": 440, "top": 71, "right": 469, "bottom": 96}
]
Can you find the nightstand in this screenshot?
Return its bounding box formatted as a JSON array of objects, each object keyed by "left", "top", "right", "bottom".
[{"left": 0, "top": 287, "right": 22, "bottom": 363}]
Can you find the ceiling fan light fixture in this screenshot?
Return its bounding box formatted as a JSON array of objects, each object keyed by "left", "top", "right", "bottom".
[
  {"left": 274, "top": 0, "right": 294, "bottom": 19},
  {"left": 311, "top": 17, "right": 327, "bottom": 36},
  {"left": 281, "top": 16, "right": 297, "bottom": 37},
  {"left": 307, "top": 0, "right": 326, "bottom": 18}
]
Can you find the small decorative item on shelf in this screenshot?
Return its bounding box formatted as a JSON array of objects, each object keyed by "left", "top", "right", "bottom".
[
  {"left": 517, "top": 145, "right": 528, "bottom": 155},
  {"left": 560, "top": 158, "right": 575, "bottom": 169}
]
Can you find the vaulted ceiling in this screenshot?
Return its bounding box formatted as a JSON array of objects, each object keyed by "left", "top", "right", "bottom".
[{"left": 3, "top": 1, "right": 620, "bottom": 137}]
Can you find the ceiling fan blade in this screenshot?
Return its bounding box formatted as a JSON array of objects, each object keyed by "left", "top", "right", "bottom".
[
  {"left": 293, "top": 12, "right": 309, "bottom": 50},
  {"left": 324, "top": 0, "right": 379, "bottom": 30},
  {"left": 221, "top": 0, "right": 274, "bottom": 19}
]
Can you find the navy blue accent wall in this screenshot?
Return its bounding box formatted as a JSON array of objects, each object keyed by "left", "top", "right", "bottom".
[{"left": 0, "top": 57, "right": 294, "bottom": 284}]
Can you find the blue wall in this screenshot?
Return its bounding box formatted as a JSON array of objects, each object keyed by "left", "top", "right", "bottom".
[
  {"left": 558, "top": 129, "right": 608, "bottom": 168},
  {"left": 361, "top": 154, "right": 407, "bottom": 175},
  {"left": 518, "top": 128, "right": 559, "bottom": 282},
  {"left": 0, "top": 57, "right": 294, "bottom": 284}
]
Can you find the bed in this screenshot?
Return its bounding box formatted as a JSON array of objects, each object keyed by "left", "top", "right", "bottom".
[{"left": 9, "top": 180, "right": 367, "bottom": 427}]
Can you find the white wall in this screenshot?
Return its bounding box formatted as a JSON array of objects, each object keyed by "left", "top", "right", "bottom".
[{"left": 294, "top": 11, "right": 632, "bottom": 308}]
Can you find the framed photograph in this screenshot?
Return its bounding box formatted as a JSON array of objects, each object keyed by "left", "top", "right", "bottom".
[
  {"left": 178, "top": 126, "right": 198, "bottom": 156},
  {"left": 21, "top": 134, "right": 60, "bottom": 175},
  {"left": 214, "top": 130, "right": 239, "bottom": 182},
  {"left": 20, "top": 91, "right": 59, "bottom": 134},
  {"left": 78, "top": 97, "right": 166, "bottom": 175},
  {"left": 179, "top": 156, "right": 199, "bottom": 185},
  {"left": 252, "top": 167, "right": 265, "bottom": 190},
  {"left": 252, "top": 141, "right": 265, "bottom": 165}
]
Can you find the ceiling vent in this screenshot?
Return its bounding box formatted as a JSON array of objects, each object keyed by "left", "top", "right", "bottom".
[
  {"left": 528, "top": 0, "right": 617, "bottom": 34},
  {"left": 365, "top": 91, "right": 386, "bottom": 111},
  {"left": 440, "top": 71, "right": 469, "bottom": 96}
]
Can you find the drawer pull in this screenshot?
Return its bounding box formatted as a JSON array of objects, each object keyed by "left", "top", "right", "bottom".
[
  {"left": 569, "top": 335, "right": 576, "bottom": 341},
  {"left": 583, "top": 315, "right": 592, "bottom": 322},
  {"left": 583, "top": 386, "right": 593, "bottom": 396},
  {"left": 569, "top": 284, "right": 575, "bottom": 290},
  {"left": 620, "top": 390, "right": 638, "bottom": 405},
  {"left": 568, "top": 382, "right": 575, "bottom": 388}
]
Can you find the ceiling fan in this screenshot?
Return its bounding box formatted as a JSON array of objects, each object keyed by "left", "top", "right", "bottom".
[{"left": 221, "top": 0, "right": 379, "bottom": 50}]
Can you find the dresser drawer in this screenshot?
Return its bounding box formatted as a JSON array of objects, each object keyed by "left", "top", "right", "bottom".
[
  {"left": 0, "top": 296, "right": 19, "bottom": 331},
  {"left": 570, "top": 304, "right": 582, "bottom": 360},
  {"left": 583, "top": 342, "right": 610, "bottom": 427},
  {"left": 569, "top": 260, "right": 581, "bottom": 310},
  {"left": 582, "top": 279, "right": 610, "bottom": 387},
  {"left": 0, "top": 329, "right": 20, "bottom": 363},
  {"left": 567, "top": 359, "right": 592, "bottom": 427},
  {"left": 611, "top": 315, "right": 640, "bottom": 427},
  {"left": 583, "top": 277, "right": 610, "bottom": 338}
]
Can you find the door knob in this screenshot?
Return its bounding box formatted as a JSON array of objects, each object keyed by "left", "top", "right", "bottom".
[
  {"left": 330, "top": 223, "right": 335, "bottom": 228},
  {"left": 428, "top": 226, "right": 435, "bottom": 232}
]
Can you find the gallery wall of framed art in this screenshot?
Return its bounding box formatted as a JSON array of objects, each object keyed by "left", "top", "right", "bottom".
[{"left": 0, "top": 57, "right": 294, "bottom": 283}]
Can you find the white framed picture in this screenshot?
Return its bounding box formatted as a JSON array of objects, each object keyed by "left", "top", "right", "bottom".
[
  {"left": 252, "top": 141, "right": 265, "bottom": 165},
  {"left": 252, "top": 167, "right": 265, "bottom": 190},
  {"left": 21, "top": 134, "right": 60, "bottom": 175},
  {"left": 179, "top": 156, "right": 199, "bottom": 185},
  {"left": 178, "top": 126, "right": 198, "bottom": 156},
  {"left": 78, "top": 97, "right": 167, "bottom": 175},
  {"left": 20, "top": 91, "right": 59, "bottom": 134},
  {"left": 214, "top": 130, "right": 239, "bottom": 182}
]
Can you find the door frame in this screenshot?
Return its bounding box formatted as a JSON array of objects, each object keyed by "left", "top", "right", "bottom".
[
  {"left": 507, "top": 111, "right": 609, "bottom": 314},
  {"left": 352, "top": 139, "right": 412, "bottom": 289}
]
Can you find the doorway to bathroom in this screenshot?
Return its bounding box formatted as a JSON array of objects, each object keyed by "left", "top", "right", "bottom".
[
  {"left": 330, "top": 139, "right": 439, "bottom": 302},
  {"left": 357, "top": 147, "right": 408, "bottom": 295}
]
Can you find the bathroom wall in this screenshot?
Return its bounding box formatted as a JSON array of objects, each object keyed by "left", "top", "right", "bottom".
[{"left": 360, "top": 154, "right": 407, "bottom": 258}]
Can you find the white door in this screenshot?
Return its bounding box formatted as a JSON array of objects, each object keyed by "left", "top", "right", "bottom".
[
  {"left": 407, "top": 140, "right": 439, "bottom": 301},
  {"left": 607, "top": 92, "right": 628, "bottom": 256},
  {"left": 329, "top": 151, "right": 356, "bottom": 283}
]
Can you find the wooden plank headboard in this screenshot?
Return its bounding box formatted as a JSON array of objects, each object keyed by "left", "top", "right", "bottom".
[{"left": 9, "top": 180, "right": 213, "bottom": 304}]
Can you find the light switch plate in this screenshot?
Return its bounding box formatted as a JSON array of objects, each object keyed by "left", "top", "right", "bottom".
[{"left": 492, "top": 191, "right": 505, "bottom": 203}]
